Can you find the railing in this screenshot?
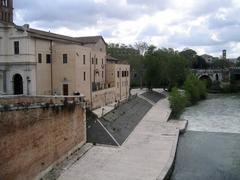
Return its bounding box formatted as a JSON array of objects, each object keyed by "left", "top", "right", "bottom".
[{"left": 0, "top": 95, "right": 86, "bottom": 109}]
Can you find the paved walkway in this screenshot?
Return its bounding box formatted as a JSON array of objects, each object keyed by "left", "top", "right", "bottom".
[{"left": 58, "top": 98, "right": 182, "bottom": 180}]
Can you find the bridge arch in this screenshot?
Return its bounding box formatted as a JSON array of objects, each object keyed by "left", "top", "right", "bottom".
[{"left": 199, "top": 75, "right": 212, "bottom": 88}]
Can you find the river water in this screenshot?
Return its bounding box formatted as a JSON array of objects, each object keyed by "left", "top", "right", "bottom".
[
  {"left": 181, "top": 93, "right": 240, "bottom": 133},
  {"left": 171, "top": 94, "right": 240, "bottom": 180}
]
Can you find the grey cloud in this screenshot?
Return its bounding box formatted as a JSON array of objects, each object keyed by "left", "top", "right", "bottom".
[
  {"left": 127, "top": 0, "right": 169, "bottom": 10},
  {"left": 207, "top": 9, "right": 240, "bottom": 29},
  {"left": 137, "top": 24, "right": 162, "bottom": 39},
  {"left": 13, "top": 0, "right": 240, "bottom": 57},
  {"left": 216, "top": 25, "right": 240, "bottom": 43},
  {"left": 168, "top": 27, "right": 220, "bottom": 47},
  {"left": 14, "top": 0, "right": 156, "bottom": 29},
  {"left": 189, "top": 0, "right": 232, "bottom": 16}
]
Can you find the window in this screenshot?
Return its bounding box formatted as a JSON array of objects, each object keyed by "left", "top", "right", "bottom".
[
  {"left": 117, "top": 71, "right": 120, "bottom": 78},
  {"left": 38, "top": 53, "right": 42, "bottom": 63},
  {"left": 102, "top": 59, "right": 103, "bottom": 64},
  {"left": 96, "top": 58, "right": 98, "bottom": 65},
  {"left": 92, "top": 58, "right": 94, "bottom": 64},
  {"left": 2, "top": 0, "right": 7, "bottom": 6},
  {"left": 122, "top": 71, "right": 124, "bottom": 77},
  {"left": 46, "top": 54, "right": 51, "bottom": 64},
  {"left": 14, "top": 41, "right": 19, "bottom": 55},
  {"left": 84, "top": 72, "right": 86, "bottom": 81},
  {"left": 83, "top": 55, "right": 86, "bottom": 64},
  {"left": 63, "top": 54, "right": 68, "bottom": 64},
  {"left": 102, "top": 71, "right": 104, "bottom": 78}
]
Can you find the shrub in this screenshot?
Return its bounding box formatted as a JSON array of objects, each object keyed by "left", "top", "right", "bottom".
[
  {"left": 169, "top": 87, "right": 187, "bottom": 118},
  {"left": 184, "top": 73, "right": 207, "bottom": 104},
  {"left": 198, "top": 80, "right": 207, "bottom": 99}
]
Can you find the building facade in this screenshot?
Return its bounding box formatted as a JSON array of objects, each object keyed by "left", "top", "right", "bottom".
[{"left": 0, "top": 0, "right": 130, "bottom": 109}]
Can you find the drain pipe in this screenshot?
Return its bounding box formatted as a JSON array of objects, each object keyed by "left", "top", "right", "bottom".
[
  {"left": 90, "top": 52, "right": 93, "bottom": 109},
  {"left": 50, "top": 40, "right": 53, "bottom": 95}
]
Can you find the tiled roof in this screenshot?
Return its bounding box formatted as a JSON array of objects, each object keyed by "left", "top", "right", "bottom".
[
  {"left": 75, "top": 36, "right": 106, "bottom": 45},
  {"left": 15, "top": 25, "right": 106, "bottom": 46},
  {"left": 27, "top": 28, "right": 83, "bottom": 44}
]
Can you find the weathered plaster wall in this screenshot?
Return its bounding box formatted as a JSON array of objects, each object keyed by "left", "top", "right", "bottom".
[{"left": 92, "top": 87, "right": 116, "bottom": 109}]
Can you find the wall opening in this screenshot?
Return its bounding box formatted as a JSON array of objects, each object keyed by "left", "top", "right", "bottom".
[
  {"left": 13, "top": 74, "right": 23, "bottom": 95},
  {"left": 0, "top": 74, "right": 3, "bottom": 92},
  {"left": 215, "top": 74, "right": 219, "bottom": 81},
  {"left": 63, "top": 84, "right": 69, "bottom": 96},
  {"left": 199, "top": 75, "right": 212, "bottom": 88}
]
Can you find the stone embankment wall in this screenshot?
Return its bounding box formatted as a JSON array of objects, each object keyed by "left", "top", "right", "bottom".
[
  {"left": 0, "top": 96, "right": 86, "bottom": 180},
  {"left": 92, "top": 88, "right": 116, "bottom": 109}
]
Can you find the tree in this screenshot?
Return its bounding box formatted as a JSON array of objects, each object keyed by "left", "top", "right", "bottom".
[
  {"left": 107, "top": 43, "right": 144, "bottom": 87},
  {"left": 144, "top": 45, "right": 160, "bottom": 89},
  {"left": 134, "top": 42, "right": 148, "bottom": 55},
  {"left": 169, "top": 87, "right": 187, "bottom": 118},
  {"left": 184, "top": 73, "right": 207, "bottom": 105},
  {"left": 192, "top": 56, "right": 209, "bottom": 69},
  {"left": 144, "top": 46, "right": 189, "bottom": 90},
  {"left": 212, "top": 59, "right": 231, "bottom": 69},
  {"left": 179, "top": 48, "right": 197, "bottom": 68}
]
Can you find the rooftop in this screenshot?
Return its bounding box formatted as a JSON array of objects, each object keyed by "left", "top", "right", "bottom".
[{"left": 15, "top": 24, "right": 105, "bottom": 46}]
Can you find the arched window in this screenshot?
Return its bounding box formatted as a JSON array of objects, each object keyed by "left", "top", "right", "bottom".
[{"left": 2, "top": 0, "right": 7, "bottom": 6}]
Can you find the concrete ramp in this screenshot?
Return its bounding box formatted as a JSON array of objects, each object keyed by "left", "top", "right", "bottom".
[
  {"left": 86, "top": 96, "right": 153, "bottom": 146},
  {"left": 141, "top": 91, "right": 166, "bottom": 103},
  {"left": 86, "top": 110, "right": 119, "bottom": 146}
]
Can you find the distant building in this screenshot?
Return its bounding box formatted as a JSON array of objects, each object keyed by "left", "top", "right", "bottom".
[
  {"left": 0, "top": 0, "right": 130, "bottom": 109},
  {"left": 201, "top": 54, "right": 215, "bottom": 64},
  {"left": 223, "top": 49, "right": 227, "bottom": 60},
  {"left": 228, "top": 58, "right": 238, "bottom": 64}
]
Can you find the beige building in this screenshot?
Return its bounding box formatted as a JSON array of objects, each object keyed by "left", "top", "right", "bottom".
[{"left": 0, "top": 0, "right": 130, "bottom": 109}]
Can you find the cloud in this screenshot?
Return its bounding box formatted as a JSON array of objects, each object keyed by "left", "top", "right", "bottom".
[{"left": 13, "top": 0, "right": 240, "bottom": 58}]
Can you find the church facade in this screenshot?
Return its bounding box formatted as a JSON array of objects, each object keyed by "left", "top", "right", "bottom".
[{"left": 0, "top": 0, "right": 130, "bottom": 109}]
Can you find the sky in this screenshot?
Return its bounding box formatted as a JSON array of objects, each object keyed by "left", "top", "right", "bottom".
[{"left": 14, "top": 0, "right": 240, "bottom": 58}]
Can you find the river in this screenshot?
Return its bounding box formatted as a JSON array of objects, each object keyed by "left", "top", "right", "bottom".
[
  {"left": 182, "top": 93, "right": 240, "bottom": 133},
  {"left": 171, "top": 94, "right": 240, "bottom": 180}
]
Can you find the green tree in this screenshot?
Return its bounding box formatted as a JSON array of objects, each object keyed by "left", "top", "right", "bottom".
[
  {"left": 169, "top": 87, "right": 187, "bottom": 118},
  {"left": 179, "top": 48, "right": 197, "bottom": 68},
  {"left": 144, "top": 46, "right": 189, "bottom": 90},
  {"left": 184, "top": 73, "right": 207, "bottom": 105},
  {"left": 212, "top": 59, "right": 232, "bottom": 69},
  {"left": 144, "top": 45, "right": 160, "bottom": 89}
]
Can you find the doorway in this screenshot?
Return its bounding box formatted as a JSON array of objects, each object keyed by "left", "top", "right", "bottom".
[
  {"left": 63, "top": 84, "right": 69, "bottom": 96},
  {"left": 13, "top": 74, "right": 23, "bottom": 95}
]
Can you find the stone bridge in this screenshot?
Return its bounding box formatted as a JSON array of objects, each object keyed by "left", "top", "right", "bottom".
[{"left": 192, "top": 69, "right": 230, "bottom": 83}]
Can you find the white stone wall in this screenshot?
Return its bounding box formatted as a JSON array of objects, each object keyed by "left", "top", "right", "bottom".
[
  {"left": 0, "top": 64, "right": 37, "bottom": 95},
  {"left": 0, "top": 24, "right": 37, "bottom": 95},
  {"left": 0, "top": 71, "right": 3, "bottom": 93}
]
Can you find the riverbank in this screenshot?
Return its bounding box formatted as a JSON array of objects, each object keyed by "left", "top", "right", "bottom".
[{"left": 57, "top": 90, "right": 186, "bottom": 180}]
